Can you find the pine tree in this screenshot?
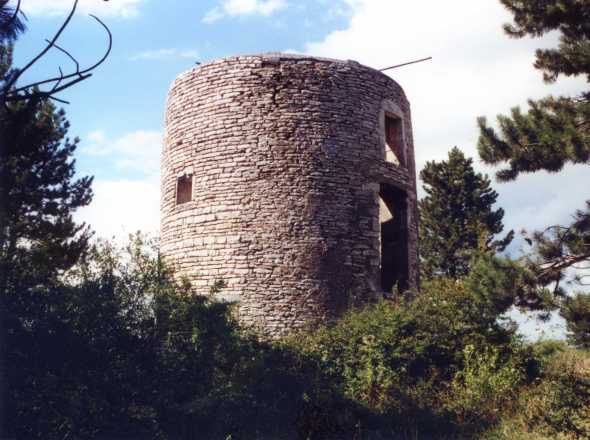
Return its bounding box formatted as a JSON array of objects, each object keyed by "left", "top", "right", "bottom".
[
  {"left": 419, "top": 147, "right": 513, "bottom": 280},
  {"left": 0, "top": 99, "right": 94, "bottom": 291},
  {"left": 0, "top": 68, "right": 93, "bottom": 436},
  {"left": 478, "top": 0, "right": 589, "bottom": 179},
  {"left": 477, "top": 0, "right": 590, "bottom": 298},
  {"left": 0, "top": 0, "right": 26, "bottom": 43},
  {"left": 1, "top": 6, "right": 110, "bottom": 435},
  {"left": 0, "top": 0, "right": 25, "bottom": 89},
  {"left": 560, "top": 292, "right": 590, "bottom": 349}
]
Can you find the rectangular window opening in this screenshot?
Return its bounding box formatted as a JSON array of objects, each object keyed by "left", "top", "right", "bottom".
[
  {"left": 176, "top": 174, "right": 193, "bottom": 205},
  {"left": 385, "top": 115, "right": 404, "bottom": 166},
  {"left": 379, "top": 184, "right": 409, "bottom": 293}
]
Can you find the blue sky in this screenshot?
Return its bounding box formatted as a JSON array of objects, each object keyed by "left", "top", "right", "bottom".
[
  {"left": 9, "top": 0, "right": 589, "bottom": 338},
  {"left": 12, "top": 0, "right": 351, "bottom": 180},
  {"left": 11, "top": 0, "right": 357, "bottom": 234}
]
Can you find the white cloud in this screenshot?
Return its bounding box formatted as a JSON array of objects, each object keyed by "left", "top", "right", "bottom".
[
  {"left": 78, "top": 177, "right": 160, "bottom": 241},
  {"left": 496, "top": 164, "right": 590, "bottom": 237},
  {"left": 510, "top": 308, "right": 566, "bottom": 341},
  {"left": 20, "top": 0, "right": 144, "bottom": 18},
  {"left": 302, "top": 0, "right": 589, "bottom": 340},
  {"left": 202, "top": 8, "right": 224, "bottom": 24},
  {"left": 83, "top": 129, "right": 162, "bottom": 175},
  {"left": 77, "top": 129, "right": 162, "bottom": 240},
  {"left": 87, "top": 130, "right": 106, "bottom": 144},
  {"left": 303, "top": 0, "right": 587, "bottom": 235},
  {"left": 302, "top": 0, "right": 585, "bottom": 165},
  {"left": 225, "top": 0, "right": 286, "bottom": 15},
  {"left": 202, "top": 0, "right": 287, "bottom": 23},
  {"left": 131, "top": 48, "right": 200, "bottom": 61}
]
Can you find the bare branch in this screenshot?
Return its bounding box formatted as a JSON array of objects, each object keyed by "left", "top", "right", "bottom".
[
  {"left": 1, "top": 3, "right": 113, "bottom": 104},
  {"left": 539, "top": 253, "right": 590, "bottom": 276},
  {"left": 44, "top": 38, "right": 80, "bottom": 73},
  {"left": 4, "top": 0, "right": 79, "bottom": 92},
  {"left": 46, "top": 73, "right": 91, "bottom": 95},
  {"left": 82, "top": 14, "right": 112, "bottom": 74},
  {"left": 6, "top": 73, "right": 92, "bottom": 103},
  {"left": 51, "top": 67, "right": 65, "bottom": 93},
  {"left": 48, "top": 95, "right": 70, "bottom": 105},
  {"left": 542, "top": 224, "right": 570, "bottom": 234}
]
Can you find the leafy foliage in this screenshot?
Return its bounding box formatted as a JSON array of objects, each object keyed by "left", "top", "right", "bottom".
[
  {"left": 4, "top": 234, "right": 348, "bottom": 439},
  {"left": 0, "top": 0, "right": 23, "bottom": 86},
  {"left": 419, "top": 147, "right": 513, "bottom": 279},
  {"left": 480, "top": 346, "right": 590, "bottom": 440},
  {"left": 477, "top": 0, "right": 590, "bottom": 301},
  {"left": 500, "top": 0, "right": 590, "bottom": 83},
  {"left": 467, "top": 252, "right": 556, "bottom": 313},
  {"left": 478, "top": 0, "right": 590, "bottom": 181},
  {"left": 560, "top": 292, "right": 590, "bottom": 349},
  {"left": 450, "top": 344, "right": 526, "bottom": 425},
  {"left": 5, "top": 235, "right": 163, "bottom": 438},
  {"left": 0, "top": 98, "right": 93, "bottom": 290},
  {"left": 1, "top": 55, "right": 94, "bottom": 437},
  {"left": 515, "top": 349, "right": 590, "bottom": 439},
  {"left": 477, "top": 95, "right": 590, "bottom": 182},
  {"left": 5, "top": 233, "right": 589, "bottom": 439},
  {"left": 523, "top": 201, "right": 590, "bottom": 298},
  {"left": 286, "top": 269, "right": 541, "bottom": 436},
  {"left": 0, "top": 0, "right": 26, "bottom": 43}
]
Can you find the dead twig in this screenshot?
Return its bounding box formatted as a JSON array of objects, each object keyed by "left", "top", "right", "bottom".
[{"left": 1, "top": 0, "right": 112, "bottom": 104}]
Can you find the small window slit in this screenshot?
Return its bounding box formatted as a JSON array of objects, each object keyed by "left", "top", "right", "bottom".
[
  {"left": 176, "top": 174, "right": 193, "bottom": 204},
  {"left": 385, "top": 115, "right": 404, "bottom": 165}
]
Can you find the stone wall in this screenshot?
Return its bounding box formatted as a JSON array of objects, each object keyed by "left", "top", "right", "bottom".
[{"left": 161, "top": 53, "right": 419, "bottom": 337}]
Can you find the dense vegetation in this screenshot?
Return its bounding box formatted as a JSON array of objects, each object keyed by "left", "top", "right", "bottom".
[
  {"left": 3, "top": 235, "right": 589, "bottom": 439},
  {"left": 1, "top": 0, "right": 589, "bottom": 438}
]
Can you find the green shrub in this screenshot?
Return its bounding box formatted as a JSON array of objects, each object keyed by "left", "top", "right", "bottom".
[
  {"left": 449, "top": 344, "right": 526, "bottom": 424},
  {"left": 482, "top": 348, "right": 590, "bottom": 440},
  {"left": 561, "top": 293, "right": 590, "bottom": 349},
  {"left": 10, "top": 235, "right": 572, "bottom": 439},
  {"left": 531, "top": 339, "right": 568, "bottom": 360},
  {"left": 285, "top": 277, "right": 532, "bottom": 436},
  {"left": 520, "top": 349, "right": 590, "bottom": 438}
]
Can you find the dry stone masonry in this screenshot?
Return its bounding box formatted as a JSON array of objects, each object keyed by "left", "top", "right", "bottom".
[{"left": 161, "top": 53, "right": 419, "bottom": 337}]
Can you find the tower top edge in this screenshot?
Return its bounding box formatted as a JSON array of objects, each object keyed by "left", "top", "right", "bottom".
[{"left": 171, "top": 52, "right": 404, "bottom": 90}]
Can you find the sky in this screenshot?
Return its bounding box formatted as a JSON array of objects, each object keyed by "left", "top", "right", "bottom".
[{"left": 9, "top": 0, "right": 589, "bottom": 339}]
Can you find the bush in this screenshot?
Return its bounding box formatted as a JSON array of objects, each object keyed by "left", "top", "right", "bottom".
[
  {"left": 285, "top": 277, "right": 534, "bottom": 436},
  {"left": 520, "top": 349, "right": 590, "bottom": 438},
  {"left": 9, "top": 235, "right": 577, "bottom": 439},
  {"left": 481, "top": 348, "right": 590, "bottom": 440},
  {"left": 531, "top": 339, "right": 568, "bottom": 360},
  {"left": 560, "top": 293, "right": 590, "bottom": 349},
  {"left": 449, "top": 344, "right": 526, "bottom": 425}
]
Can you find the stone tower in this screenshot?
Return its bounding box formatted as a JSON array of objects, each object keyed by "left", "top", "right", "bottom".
[{"left": 161, "top": 53, "right": 419, "bottom": 337}]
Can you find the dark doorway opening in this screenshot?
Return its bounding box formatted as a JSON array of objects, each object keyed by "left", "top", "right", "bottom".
[{"left": 380, "top": 184, "right": 409, "bottom": 293}]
